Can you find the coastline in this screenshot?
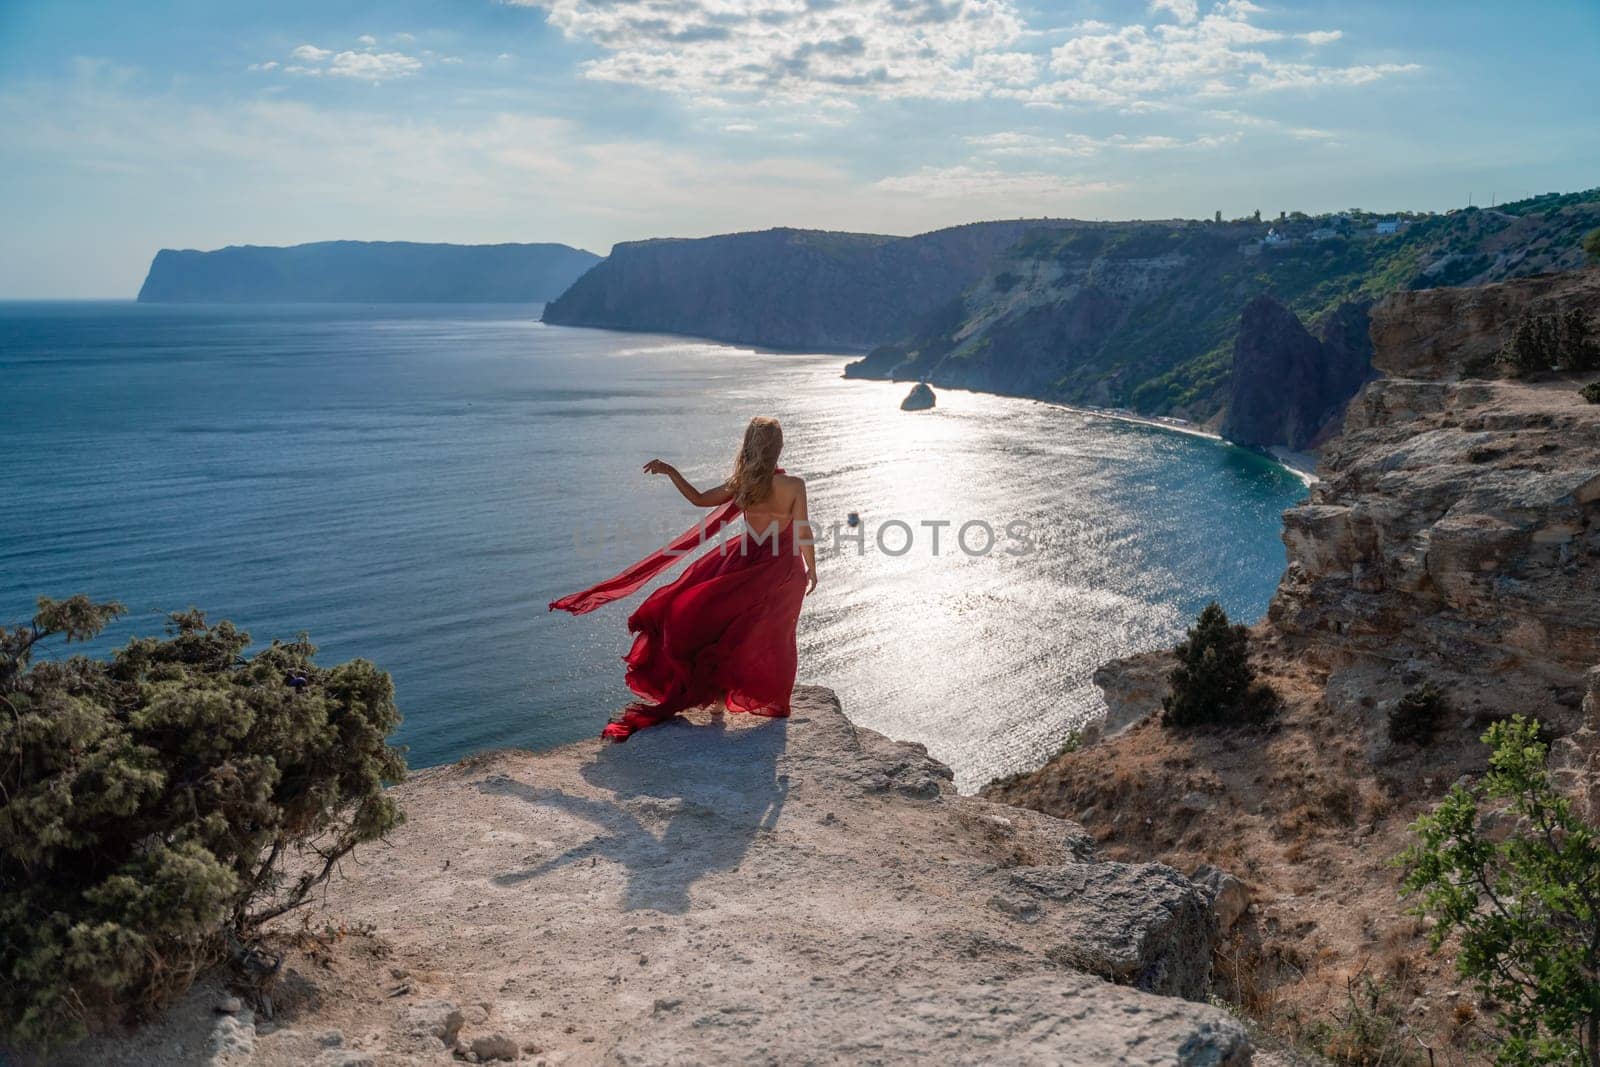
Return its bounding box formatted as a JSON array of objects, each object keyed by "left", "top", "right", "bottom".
[
  {"left": 534, "top": 318, "right": 1323, "bottom": 485},
  {"left": 866, "top": 376, "right": 1323, "bottom": 485}
]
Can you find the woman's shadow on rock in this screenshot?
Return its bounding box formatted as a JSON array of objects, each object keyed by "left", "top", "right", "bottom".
[{"left": 479, "top": 714, "right": 790, "bottom": 914}]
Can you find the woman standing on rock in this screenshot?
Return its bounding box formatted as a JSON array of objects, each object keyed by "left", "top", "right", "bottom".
[{"left": 550, "top": 416, "right": 817, "bottom": 742}]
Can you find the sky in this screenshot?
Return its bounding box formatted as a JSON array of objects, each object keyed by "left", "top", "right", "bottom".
[{"left": 0, "top": 0, "right": 1596, "bottom": 297}]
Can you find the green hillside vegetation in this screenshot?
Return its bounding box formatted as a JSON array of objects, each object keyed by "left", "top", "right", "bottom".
[{"left": 859, "top": 188, "right": 1600, "bottom": 419}]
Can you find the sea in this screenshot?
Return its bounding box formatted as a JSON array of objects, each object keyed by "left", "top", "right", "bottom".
[{"left": 0, "top": 302, "right": 1309, "bottom": 790}]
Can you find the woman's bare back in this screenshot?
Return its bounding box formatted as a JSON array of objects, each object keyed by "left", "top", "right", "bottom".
[{"left": 742, "top": 472, "right": 804, "bottom": 537}]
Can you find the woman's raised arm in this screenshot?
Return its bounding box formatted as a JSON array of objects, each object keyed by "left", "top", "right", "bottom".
[{"left": 644, "top": 459, "right": 734, "bottom": 508}]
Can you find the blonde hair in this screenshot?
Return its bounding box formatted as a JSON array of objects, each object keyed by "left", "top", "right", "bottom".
[{"left": 729, "top": 416, "right": 783, "bottom": 510}]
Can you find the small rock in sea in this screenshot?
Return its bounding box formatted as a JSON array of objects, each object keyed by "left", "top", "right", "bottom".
[
  {"left": 900, "top": 382, "right": 936, "bottom": 411},
  {"left": 216, "top": 995, "right": 243, "bottom": 1014}
]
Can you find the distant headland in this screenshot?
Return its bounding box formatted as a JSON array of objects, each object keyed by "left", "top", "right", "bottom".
[{"left": 135, "top": 240, "right": 601, "bottom": 304}]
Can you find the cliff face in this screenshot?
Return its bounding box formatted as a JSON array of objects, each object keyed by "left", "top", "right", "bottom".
[
  {"left": 58, "top": 688, "right": 1253, "bottom": 1066},
  {"left": 846, "top": 191, "right": 1600, "bottom": 425},
  {"left": 1271, "top": 269, "right": 1600, "bottom": 692},
  {"left": 1221, "top": 295, "right": 1374, "bottom": 452},
  {"left": 136, "top": 241, "right": 601, "bottom": 303},
  {"left": 541, "top": 221, "right": 1074, "bottom": 351}
]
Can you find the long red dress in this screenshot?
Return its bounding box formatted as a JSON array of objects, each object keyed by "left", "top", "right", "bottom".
[{"left": 550, "top": 494, "right": 806, "bottom": 742}]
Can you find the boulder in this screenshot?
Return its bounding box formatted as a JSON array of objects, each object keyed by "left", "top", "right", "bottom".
[
  {"left": 901, "top": 382, "right": 937, "bottom": 410},
  {"left": 469, "top": 1032, "right": 520, "bottom": 1061},
  {"left": 1190, "top": 864, "right": 1250, "bottom": 933}
]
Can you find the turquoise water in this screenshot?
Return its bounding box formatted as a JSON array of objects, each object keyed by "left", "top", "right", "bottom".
[{"left": 0, "top": 302, "right": 1308, "bottom": 790}]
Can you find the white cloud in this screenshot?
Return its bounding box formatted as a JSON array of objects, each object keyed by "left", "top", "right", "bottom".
[
  {"left": 873, "top": 164, "right": 1118, "bottom": 201},
  {"left": 970, "top": 51, "right": 1041, "bottom": 86},
  {"left": 1149, "top": 0, "right": 1199, "bottom": 26},
  {"left": 511, "top": 0, "right": 1033, "bottom": 102},
  {"left": 266, "top": 41, "right": 424, "bottom": 82},
  {"left": 502, "top": 0, "right": 1416, "bottom": 113},
  {"left": 1034, "top": 1, "right": 1415, "bottom": 107},
  {"left": 326, "top": 50, "right": 423, "bottom": 80},
  {"left": 1205, "top": 108, "right": 1338, "bottom": 140},
  {"left": 966, "top": 127, "right": 1240, "bottom": 161},
  {"left": 1123, "top": 130, "right": 1241, "bottom": 149},
  {"left": 967, "top": 130, "right": 1104, "bottom": 158}
]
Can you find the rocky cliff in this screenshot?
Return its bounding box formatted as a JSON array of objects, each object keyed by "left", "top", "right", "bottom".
[
  {"left": 1220, "top": 295, "right": 1374, "bottom": 452},
  {"left": 136, "top": 241, "right": 601, "bottom": 303},
  {"left": 985, "top": 268, "right": 1600, "bottom": 1060},
  {"left": 1271, "top": 269, "right": 1600, "bottom": 693},
  {"left": 56, "top": 688, "right": 1256, "bottom": 1066},
  {"left": 540, "top": 222, "right": 1074, "bottom": 351},
  {"left": 845, "top": 190, "right": 1600, "bottom": 429}
]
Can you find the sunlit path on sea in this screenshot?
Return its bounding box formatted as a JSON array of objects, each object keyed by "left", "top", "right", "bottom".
[{"left": 0, "top": 302, "right": 1307, "bottom": 790}]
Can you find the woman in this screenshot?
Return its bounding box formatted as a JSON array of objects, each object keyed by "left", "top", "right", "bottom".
[{"left": 550, "top": 416, "right": 817, "bottom": 742}]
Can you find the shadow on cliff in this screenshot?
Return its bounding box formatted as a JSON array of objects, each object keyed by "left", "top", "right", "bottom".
[{"left": 478, "top": 715, "right": 789, "bottom": 913}]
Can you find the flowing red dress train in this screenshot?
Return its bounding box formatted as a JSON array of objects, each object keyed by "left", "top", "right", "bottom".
[{"left": 549, "top": 497, "right": 806, "bottom": 742}]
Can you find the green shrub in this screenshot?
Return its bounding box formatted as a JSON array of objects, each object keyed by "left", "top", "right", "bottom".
[
  {"left": 1583, "top": 226, "right": 1600, "bottom": 263},
  {"left": 1399, "top": 716, "right": 1600, "bottom": 1066},
  {"left": 1500, "top": 308, "right": 1599, "bottom": 375},
  {"left": 1162, "top": 602, "right": 1277, "bottom": 729},
  {"left": 1500, "top": 312, "right": 1560, "bottom": 375},
  {"left": 1560, "top": 308, "right": 1600, "bottom": 372},
  {"left": 1583, "top": 381, "right": 1600, "bottom": 404},
  {"left": 1387, "top": 682, "right": 1449, "bottom": 747},
  {"left": 0, "top": 596, "right": 406, "bottom": 1049}
]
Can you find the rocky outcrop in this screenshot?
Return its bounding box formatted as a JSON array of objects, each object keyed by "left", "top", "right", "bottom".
[
  {"left": 900, "top": 382, "right": 936, "bottom": 410},
  {"left": 55, "top": 687, "right": 1250, "bottom": 1065},
  {"left": 1082, "top": 650, "right": 1175, "bottom": 743},
  {"left": 1221, "top": 296, "right": 1375, "bottom": 451},
  {"left": 136, "top": 241, "right": 601, "bottom": 303},
  {"left": 541, "top": 221, "right": 1075, "bottom": 351},
  {"left": 1269, "top": 270, "right": 1600, "bottom": 702},
  {"left": 1368, "top": 269, "right": 1600, "bottom": 379}
]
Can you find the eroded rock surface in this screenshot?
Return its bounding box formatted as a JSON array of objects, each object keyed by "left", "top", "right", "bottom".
[
  {"left": 1270, "top": 270, "right": 1600, "bottom": 710},
  {"left": 54, "top": 688, "right": 1246, "bottom": 1066}
]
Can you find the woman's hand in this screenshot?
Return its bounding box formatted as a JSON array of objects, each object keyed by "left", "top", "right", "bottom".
[
  {"left": 641, "top": 460, "right": 732, "bottom": 508},
  {"left": 805, "top": 569, "right": 818, "bottom": 596}
]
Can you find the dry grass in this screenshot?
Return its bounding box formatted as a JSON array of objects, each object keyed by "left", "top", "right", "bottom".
[{"left": 978, "top": 638, "right": 1583, "bottom": 1066}]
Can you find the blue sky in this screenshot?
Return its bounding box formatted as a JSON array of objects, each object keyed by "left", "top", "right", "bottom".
[{"left": 1, "top": 0, "right": 1596, "bottom": 297}]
